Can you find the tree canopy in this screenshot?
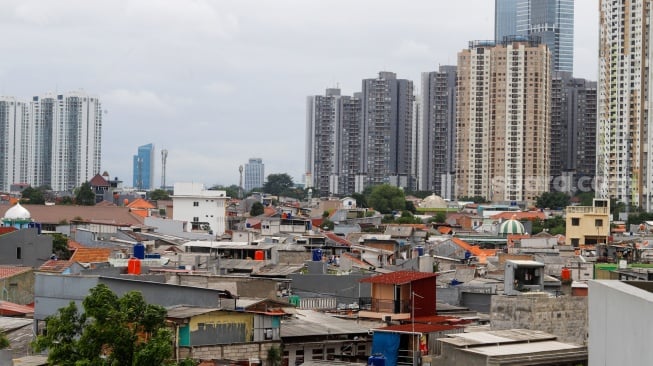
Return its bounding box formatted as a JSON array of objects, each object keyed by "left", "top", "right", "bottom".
[
  {"left": 33, "top": 284, "right": 176, "bottom": 366},
  {"left": 209, "top": 184, "right": 240, "bottom": 198},
  {"left": 535, "top": 192, "right": 570, "bottom": 209},
  {"left": 20, "top": 186, "right": 46, "bottom": 204},
  {"left": 367, "top": 185, "right": 406, "bottom": 214},
  {"left": 263, "top": 174, "right": 294, "bottom": 196},
  {"left": 250, "top": 201, "right": 264, "bottom": 216},
  {"left": 75, "top": 182, "right": 96, "bottom": 206},
  {"left": 149, "top": 189, "right": 171, "bottom": 201}
]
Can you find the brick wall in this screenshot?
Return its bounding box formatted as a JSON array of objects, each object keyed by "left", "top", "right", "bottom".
[{"left": 490, "top": 293, "right": 587, "bottom": 345}]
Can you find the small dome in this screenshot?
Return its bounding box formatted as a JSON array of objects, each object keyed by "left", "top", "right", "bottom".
[
  {"left": 499, "top": 217, "right": 525, "bottom": 235},
  {"left": 4, "top": 203, "right": 31, "bottom": 220},
  {"left": 420, "top": 194, "right": 447, "bottom": 209}
]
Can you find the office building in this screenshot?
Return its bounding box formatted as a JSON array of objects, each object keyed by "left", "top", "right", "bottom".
[
  {"left": 550, "top": 73, "right": 597, "bottom": 193},
  {"left": 244, "top": 158, "right": 265, "bottom": 192},
  {"left": 597, "top": 0, "right": 652, "bottom": 210},
  {"left": 495, "top": 0, "right": 574, "bottom": 73},
  {"left": 361, "top": 72, "right": 414, "bottom": 189},
  {"left": 0, "top": 97, "right": 29, "bottom": 192},
  {"left": 133, "top": 143, "right": 155, "bottom": 190},
  {"left": 419, "top": 66, "right": 457, "bottom": 198},
  {"left": 456, "top": 37, "right": 551, "bottom": 203}
]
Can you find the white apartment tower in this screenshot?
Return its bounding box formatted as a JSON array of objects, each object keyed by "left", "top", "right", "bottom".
[
  {"left": 0, "top": 97, "right": 29, "bottom": 192},
  {"left": 456, "top": 37, "right": 551, "bottom": 203},
  {"left": 597, "top": 0, "right": 653, "bottom": 210},
  {"left": 29, "top": 92, "right": 102, "bottom": 191}
]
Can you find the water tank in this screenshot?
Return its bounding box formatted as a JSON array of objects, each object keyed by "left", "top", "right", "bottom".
[
  {"left": 254, "top": 250, "right": 265, "bottom": 261},
  {"left": 368, "top": 354, "right": 386, "bottom": 366},
  {"left": 416, "top": 246, "right": 424, "bottom": 256},
  {"left": 133, "top": 243, "right": 145, "bottom": 259},
  {"left": 312, "top": 249, "right": 323, "bottom": 262},
  {"left": 561, "top": 267, "right": 571, "bottom": 281},
  {"left": 127, "top": 258, "right": 141, "bottom": 275}
]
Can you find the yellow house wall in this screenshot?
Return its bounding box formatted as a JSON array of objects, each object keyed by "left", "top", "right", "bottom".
[
  {"left": 565, "top": 211, "right": 610, "bottom": 245},
  {"left": 189, "top": 311, "right": 254, "bottom": 342}
]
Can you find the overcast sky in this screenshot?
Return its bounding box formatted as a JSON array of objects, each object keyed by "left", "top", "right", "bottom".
[{"left": 0, "top": 0, "right": 598, "bottom": 189}]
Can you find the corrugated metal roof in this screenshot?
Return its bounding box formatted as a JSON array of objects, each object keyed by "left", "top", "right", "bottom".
[
  {"left": 281, "top": 309, "right": 370, "bottom": 338},
  {"left": 166, "top": 305, "right": 219, "bottom": 319},
  {"left": 465, "top": 340, "right": 583, "bottom": 356},
  {"left": 439, "top": 329, "right": 556, "bottom": 347},
  {"left": 360, "top": 271, "right": 437, "bottom": 285},
  {"left": 374, "top": 323, "right": 460, "bottom": 334}
]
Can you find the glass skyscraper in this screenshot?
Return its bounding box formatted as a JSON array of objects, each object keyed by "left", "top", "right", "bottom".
[
  {"left": 495, "top": 0, "right": 574, "bottom": 73},
  {"left": 133, "top": 143, "right": 154, "bottom": 190}
]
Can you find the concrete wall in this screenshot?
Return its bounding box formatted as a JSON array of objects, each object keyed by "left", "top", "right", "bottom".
[
  {"left": 589, "top": 280, "right": 653, "bottom": 365},
  {"left": 275, "top": 250, "right": 311, "bottom": 265},
  {"left": 179, "top": 341, "right": 280, "bottom": 361},
  {"left": 490, "top": 294, "right": 587, "bottom": 345},
  {"left": 35, "top": 274, "right": 236, "bottom": 321},
  {"left": 1, "top": 268, "right": 34, "bottom": 305},
  {"left": 0, "top": 228, "right": 52, "bottom": 267},
  {"left": 165, "top": 273, "right": 282, "bottom": 299},
  {"left": 288, "top": 273, "right": 372, "bottom": 306},
  {"left": 436, "top": 287, "right": 460, "bottom": 306}
]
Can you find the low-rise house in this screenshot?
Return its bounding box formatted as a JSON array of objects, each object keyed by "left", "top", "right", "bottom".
[
  {"left": 565, "top": 199, "right": 610, "bottom": 246},
  {"left": 166, "top": 306, "right": 282, "bottom": 362},
  {"left": 359, "top": 271, "right": 438, "bottom": 320}
]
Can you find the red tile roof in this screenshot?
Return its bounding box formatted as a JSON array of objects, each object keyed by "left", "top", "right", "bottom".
[
  {"left": 0, "top": 301, "right": 34, "bottom": 316},
  {"left": 0, "top": 266, "right": 32, "bottom": 279},
  {"left": 324, "top": 232, "right": 351, "bottom": 246},
  {"left": 490, "top": 211, "right": 545, "bottom": 221},
  {"left": 375, "top": 323, "right": 460, "bottom": 333},
  {"left": 360, "top": 271, "right": 437, "bottom": 285},
  {"left": 38, "top": 260, "right": 74, "bottom": 273},
  {"left": 127, "top": 198, "right": 155, "bottom": 209},
  {"left": 69, "top": 248, "right": 112, "bottom": 263},
  {"left": 0, "top": 204, "right": 144, "bottom": 226},
  {"left": 88, "top": 174, "right": 109, "bottom": 187},
  {"left": 68, "top": 240, "right": 85, "bottom": 250},
  {"left": 452, "top": 237, "right": 497, "bottom": 257},
  {"left": 0, "top": 227, "right": 17, "bottom": 235}
]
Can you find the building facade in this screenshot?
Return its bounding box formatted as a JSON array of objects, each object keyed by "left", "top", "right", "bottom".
[
  {"left": 306, "top": 89, "right": 340, "bottom": 197},
  {"left": 597, "top": 0, "right": 653, "bottom": 210},
  {"left": 495, "top": 0, "right": 574, "bottom": 73},
  {"left": 0, "top": 97, "right": 29, "bottom": 192},
  {"left": 133, "top": 143, "right": 154, "bottom": 190},
  {"left": 4, "top": 92, "right": 103, "bottom": 192},
  {"left": 172, "top": 182, "right": 227, "bottom": 236},
  {"left": 550, "top": 73, "right": 597, "bottom": 193},
  {"left": 244, "top": 158, "right": 264, "bottom": 192},
  {"left": 361, "top": 72, "right": 414, "bottom": 189},
  {"left": 419, "top": 66, "right": 457, "bottom": 198},
  {"left": 456, "top": 37, "right": 551, "bottom": 203}
]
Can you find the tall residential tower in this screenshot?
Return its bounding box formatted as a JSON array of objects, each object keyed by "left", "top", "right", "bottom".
[
  {"left": 133, "top": 143, "right": 155, "bottom": 190},
  {"left": 244, "top": 158, "right": 265, "bottom": 192}
]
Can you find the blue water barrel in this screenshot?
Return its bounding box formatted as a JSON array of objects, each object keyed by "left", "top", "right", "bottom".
[
  {"left": 312, "top": 249, "right": 323, "bottom": 262},
  {"left": 133, "top": 243, "right": 145, "bottom": 259},
  {"left": 368, "top": 354, "right": 386, "bottom": 366},
  {"left": 416, "top": 246, "right": 424, "bottom": 256}
]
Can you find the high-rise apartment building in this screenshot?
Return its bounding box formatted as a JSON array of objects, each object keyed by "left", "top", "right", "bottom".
[
  {"left": 306, "top": 89, "right": 363, "bottom": 196},
  {"left": 244, "top": 158, "right": 264, "bottom": 192},
  {"left": 419, "top": 66, "right": 457, "bottom": 198},
  {"left": 28, "top": 92, "right": 102, "bottom": 191},
  {"left": 597, "top": 0, "right": 652, "bottom": 209},
  {"left": 456, "top": 37, "right": 551, "bottom": 203},
  {"left": 133, "top": 143, "right": 155, "bottom": 190},
  {"left": 361, "top": 72, "right": 414, "bottom": 189},
  {"left": 0, "top": 97, "right": 29, "bottom": 192},
  {"left": 495, "top": 0, "right": 574, "bottom": 73},
  {"left": 550, "top": 72, "right": 597, "bottom": 193}
]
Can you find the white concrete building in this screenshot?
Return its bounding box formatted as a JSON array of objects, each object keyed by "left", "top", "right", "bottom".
[
  {"left": 0, "top": 97, "right": 29, "bottom": 192},
  {"left": 598, "top": 0, "right": 653, "bottom": 210},
  {"left": 589, "top": 280, "right": 653, "bottom": 365},
  {"left": 172, "top": 183, "right": 227, "bottom": 236}
]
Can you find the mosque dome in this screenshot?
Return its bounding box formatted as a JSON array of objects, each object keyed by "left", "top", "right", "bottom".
[
  {"left": 4, "top": 202, "right": 31, "bottom": 220},
  {"left": 498, "top": 216, "right": 525, "bottom": 235},
  {"left": 420, "top": 194, "right": 447, "bottom": 209}
]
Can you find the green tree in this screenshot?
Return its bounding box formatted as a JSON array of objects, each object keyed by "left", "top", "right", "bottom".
[
  {"left": 367, "top": 185, "right": 406, "bottom": 214},
  {"left": 535, "top": 192, "right": 570, "bottom": 209},
  {"left": 458, "top": 196, "right": 489, "bottom": 204},
  {"left": 149, "top": 189, "right": 170, "bottom": 201},
  {"left": 209, "top": 184, "right": 240, "bottom": 198},
  {"left": 573, "top": 191, "right": 594, "bottom": 206},
  {"left": 49, "top": 233, "right": 71, "bottom": 260},
  {"left": 20, "top": 186, "right": 45, "bottom": 204},
  {"left": 433, "top": 212, "right": 447, "bottom": 223},
  {"left": 33, "top": 284, "right": 174, "bottom": 366},
  {"left": 321, "top": 218, "right": 335, "bottom": 230},
  {"left": 351, "top": 193, "right": 368, "bottom": 208},
  {"left": 74, "top": 182, "right": 96, "bottom": 206},
  {"left": 263, "top": 174, "right": 295, "bottom": 196},
  {"left": 267, "top": 346, "right": 282, "bottom": 366},
  {"left": 250, "top": 202, "right": 264, "bottom": 216},
  {"left": 395, "top": 211, "right": 423, "bottom": 224},
  {"left": 0, "top": 331, "right": 9, "bottom": 349}
]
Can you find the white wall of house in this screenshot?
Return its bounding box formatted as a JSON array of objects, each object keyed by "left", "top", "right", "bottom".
[{"left": 172, "top": 183, "right": 227, "bottom": 236}]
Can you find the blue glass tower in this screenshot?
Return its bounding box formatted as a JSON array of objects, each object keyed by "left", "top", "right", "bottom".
[
  {"left": 133, "top": 143, "right": 155, "bottom": 190},
  {"left": 496, "top": 0, "right": 574, "bottom": 73}
]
